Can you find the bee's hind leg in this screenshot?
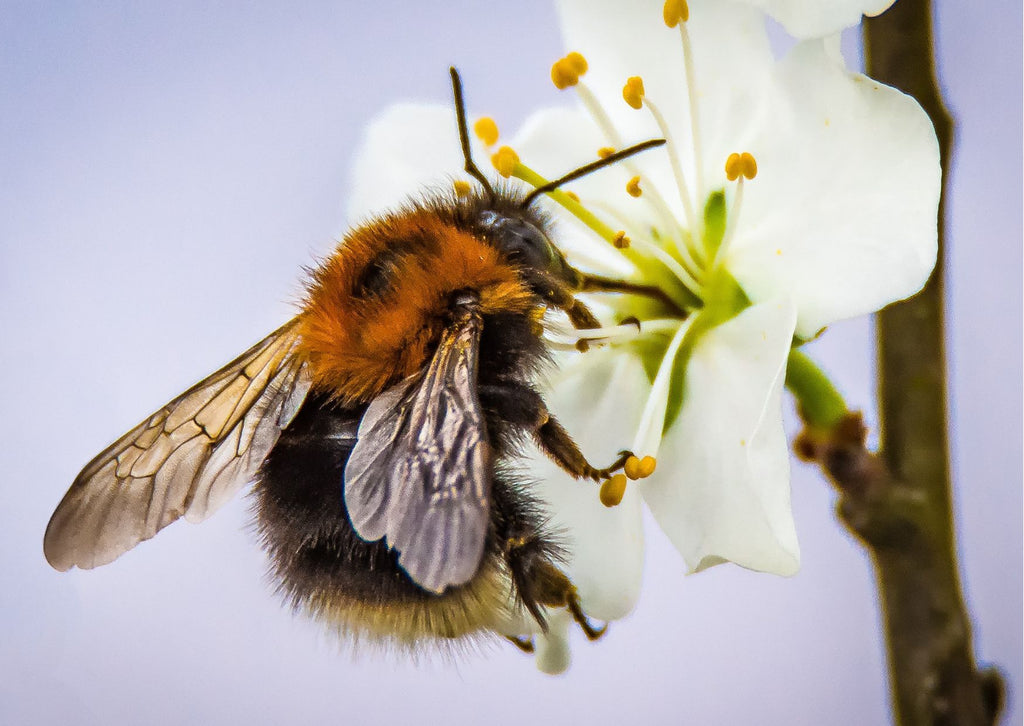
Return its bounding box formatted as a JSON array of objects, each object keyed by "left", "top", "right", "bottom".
[
  {"left": 505, "top": 635, "right": 535, "bottom": 653},
  {"left": 530, "top": 559, "right": 608, "bottom": 641}
]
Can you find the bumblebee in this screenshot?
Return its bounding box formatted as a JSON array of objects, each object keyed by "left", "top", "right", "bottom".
[{"left": 44, "top": 69, "right": 664, "bottom": 653}]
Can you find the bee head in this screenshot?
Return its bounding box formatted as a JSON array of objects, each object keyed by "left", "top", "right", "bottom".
[{"left": 476, "top": 210, "right": 582, "bottom": 290}]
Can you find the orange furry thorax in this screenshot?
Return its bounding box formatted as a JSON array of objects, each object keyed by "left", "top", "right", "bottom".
[{"left": 297, "top": 208, "right": 536, "bottom": 404}]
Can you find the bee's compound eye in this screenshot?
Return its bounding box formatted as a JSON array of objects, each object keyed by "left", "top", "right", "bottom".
[{"left": 479, "top": 212, "right": 558, "bottom": 272}]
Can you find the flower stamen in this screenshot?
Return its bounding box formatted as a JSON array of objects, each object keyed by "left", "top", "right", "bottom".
[
  {"left": 675, "top": 20, "right": 705, "bottom": 215},
  {"left": 725, "top": 151, "right": 757, "bottom": 181},
  {"left": 624, "top": 455, "right": 657, "bottom": 480},
  {"left": 473, "top": 117, "right": 499, "bottom": 147},
  {"left": 716, "top": 152, "right": 757, "bottom": 266},
  {"left": 622, "top": 77, "right": 645, "bottom": 110},
  {"left": 453, "top": 180, "right": 472, "bottom": 197},
  {"left": 491, "top": 145, "right": 520, "bottom": 178},
  {"left": 643, "top": 96, "right": 699, "bottom": 245},
  {"left": 662, "top": 0, "right": 690, "bottom": 27},
  {"left": 593, "top": 201, "right": 705, "bottom": 296},
  {"left": 626, "top": 176, "right": 643, "bottom": 197},
  {"left": 599, "top": 473, "right": 628, "bottom": 507},
  {"left": 551, "top": 52, "right": 589, "bottom": 90}
]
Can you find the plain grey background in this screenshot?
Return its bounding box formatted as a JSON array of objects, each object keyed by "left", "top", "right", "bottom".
[{"left": 1, "top": 2, "right": 1020, "bottom": 724}]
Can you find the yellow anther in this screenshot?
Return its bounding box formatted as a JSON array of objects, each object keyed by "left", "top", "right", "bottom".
[
  {"left": 622, "top": 77, "right": 645, "bottom": 110},
  {"left": 491, "top": 146, "right": 520, "bottom": 178},
  {"left": 565, "top": 190, "right": 580, "bottom": 203},
  {"left": 725, "top": 151, "right": 758, "bottom": 181},
  {"left": 551, "top": 53, "right": 588, "bottom": 90},
  {"left": 597, "top": 146, "right": 616, "bottom": 159},
  {"left": 473, "top": 117, "right": 499, "bottom": 146},
  {"left": 575, "top": 339, "right": 590, "bottom": 353},
  {"left": 453, "top": 180, "right": 472, "bottom": 197},
  {"left": 599, "top": 473, "right": 628, "bottom": 508},
  {"left": 565, "top": 51, "right": 588, "bottom": 76},
  {"left": 612, "top": 230, "right": 631, "bottom": 249},
  {"left": 624, "top": 455, "right": 657, "bottom": 480},
  {"left": 663, "top": 0, "right": 690, "bottom": 27},
  {"left": 626, "top": 176, "right": 643, "bottom": 197}
]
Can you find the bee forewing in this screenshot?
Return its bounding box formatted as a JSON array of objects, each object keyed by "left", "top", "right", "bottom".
[
  {"left": 44, "top": 321, "right": 311, "bottom": 571},
  {"left": 344, "top": 300, "right": 492, "bottom": 594}
]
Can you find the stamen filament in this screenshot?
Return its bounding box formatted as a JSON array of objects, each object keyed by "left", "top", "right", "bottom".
[
  {"left": 512, "top": 162, "right": 641, "bottom": 264},
  {"left": 632, "top": 317, "right": 694, "bottom": 457},
  {"left": 714, "top": 178, "right": 744, "bottom": 267},
  {"left": 678, "top": 23, "right": 705, "bottom": 213},
  {"left": 593, "top": 201, "right": 704, "bottom": 295},
  {"left": 577, "top": 81, "right": 689, "bottom": 244},
  {"left": 643, "top": 97, "right": 700, "bottom": 258},
  {"left": 630, "top": 236, "right": 704, "bottom": 300},
  {"left": 545, "top": 322, "right": 643, "bottom": 344},
  {"left": 543, "top": 317, "right": 681, "bottom": 347}
]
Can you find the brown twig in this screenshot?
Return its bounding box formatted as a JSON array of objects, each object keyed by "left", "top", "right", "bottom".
[{"left": 793, "top": 2, "right": 1006, "bottom": 724}]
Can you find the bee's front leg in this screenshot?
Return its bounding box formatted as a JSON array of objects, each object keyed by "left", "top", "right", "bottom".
[{"left": 478, "top": 383, "right": 631, "bottom": 481}]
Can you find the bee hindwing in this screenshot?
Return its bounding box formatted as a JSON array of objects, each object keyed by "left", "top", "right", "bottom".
[
  {"left": 344, "top": 296, "right": 491, "bottom": 594},
  {"left": 44, "top": 321, "right": 312, "bottom": 571}
]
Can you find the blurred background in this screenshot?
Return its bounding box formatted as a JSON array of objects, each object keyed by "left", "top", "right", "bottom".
[{"left": 1, "top": 1, "right": 1019, "bottom": 723}]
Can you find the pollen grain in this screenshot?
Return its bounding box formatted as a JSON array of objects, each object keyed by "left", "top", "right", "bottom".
[
  {"left": 551, "top": 52, "right": 589, "bottom": 90},
  {"left": 622, "top": 77, "right": 645, "bottom": 110},
  {"left": 624, "top": 455, "right": 657, "bottom": 480},
  {"left": 491, "top": 146, "right": 520, "bottom": 178},
  {"left": 473, "top": 117, "right": 499, "bottom": 146},
  {"left": 599, "top": 474, "right": 628, "bottom": 508},
  {"left": 725, "top": 151, "right": 758, "bottom": 181},
  {"left": 663, "top": 0, "right": 690, "bottom": 27}
]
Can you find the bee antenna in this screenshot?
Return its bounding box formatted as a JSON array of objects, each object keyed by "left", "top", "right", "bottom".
[
  {"left": 450, "top": 67, "right": 496, "bottom": 202},
  {"left": 520, "top": 139, "right": 666, "bottom": 208}
]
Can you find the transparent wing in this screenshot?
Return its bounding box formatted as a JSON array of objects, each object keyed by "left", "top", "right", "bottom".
[
  {"left": 44, "top": 321, "right": 312, "bottom": 571},
  {"left": 344, "top": 297, "right": 491, "bottom": 594}
]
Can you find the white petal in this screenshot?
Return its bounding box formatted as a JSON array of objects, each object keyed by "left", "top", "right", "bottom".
[
  {"left": 727, "top": 39, "right": 940, "bottom": 337},
  {"left": 527, "top": 348, "right": 650, "bottom": 620},
  {"left": 556, "top": 0, "right": 777, "bottom": 203},
  {"left": 515, "top": 107, "right": 639, "bottom": 277},
  {"left": 739, "top": 0, "right": 895, "bottom": 38},
  {"left": 345, "top": 103, "right": 496, "bottom": 222},
  {"left": 639, "top": 298, "right": 800, "bottom": 575},
  {"left": 533, "top": 610, "right": 574, "bottom": 675}
]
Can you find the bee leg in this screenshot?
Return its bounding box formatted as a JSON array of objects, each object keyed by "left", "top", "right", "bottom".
[
  {"left": 579, "top": 273, "right": 688, "bottom": 317},
  {"left": 535, "top": 416, "right": 632, "bottom": 481},
  {"left": 566, "top": 592, "right": 607, "bottom": 641},
  {"left": 537, "top": 280, "right": 602, "bottom": 331},
  {"left": 506, "top": 635, "right": 535, "bottom": 653},
  {"left": 478, "top": 384, "right": 631, "bottom": 481},
  {"left": 529, "top": 559, "right": 608, "bottom": 641}
]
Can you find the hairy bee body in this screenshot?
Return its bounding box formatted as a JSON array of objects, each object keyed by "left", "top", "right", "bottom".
[
  {"left": 256, "top": 199, "right": 571, "bottom": 641},
  {"left": 44, "top": 69, "right": 656, "bottom": 653}
]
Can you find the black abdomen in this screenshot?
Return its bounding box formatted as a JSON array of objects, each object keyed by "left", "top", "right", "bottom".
[{"left": 253, "top": 388, "right": 559, "bottom": 641}]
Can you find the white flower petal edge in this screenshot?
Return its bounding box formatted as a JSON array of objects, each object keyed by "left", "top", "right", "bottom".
[
  {"left": 729, "top": 39, "right": 941, "bottom": 337},
  {"left": 345, "top": 103, "right": 477, "bottom": 221},
  {"left": 739, "top": 0, "right": 895, "bottom": 38},
  {"left": 639, "top": 298, "right": 800, "bottom": 575},
  {"left": 533, "top": 609, "right": 574, "bottom": 675},
  {"left": 529, "top": 349, "right": 649, "bottom": 620}
]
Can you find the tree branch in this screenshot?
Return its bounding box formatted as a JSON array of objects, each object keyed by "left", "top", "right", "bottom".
[{"left": 795, "top": 2, "right": 1005, "bottom": 724}]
